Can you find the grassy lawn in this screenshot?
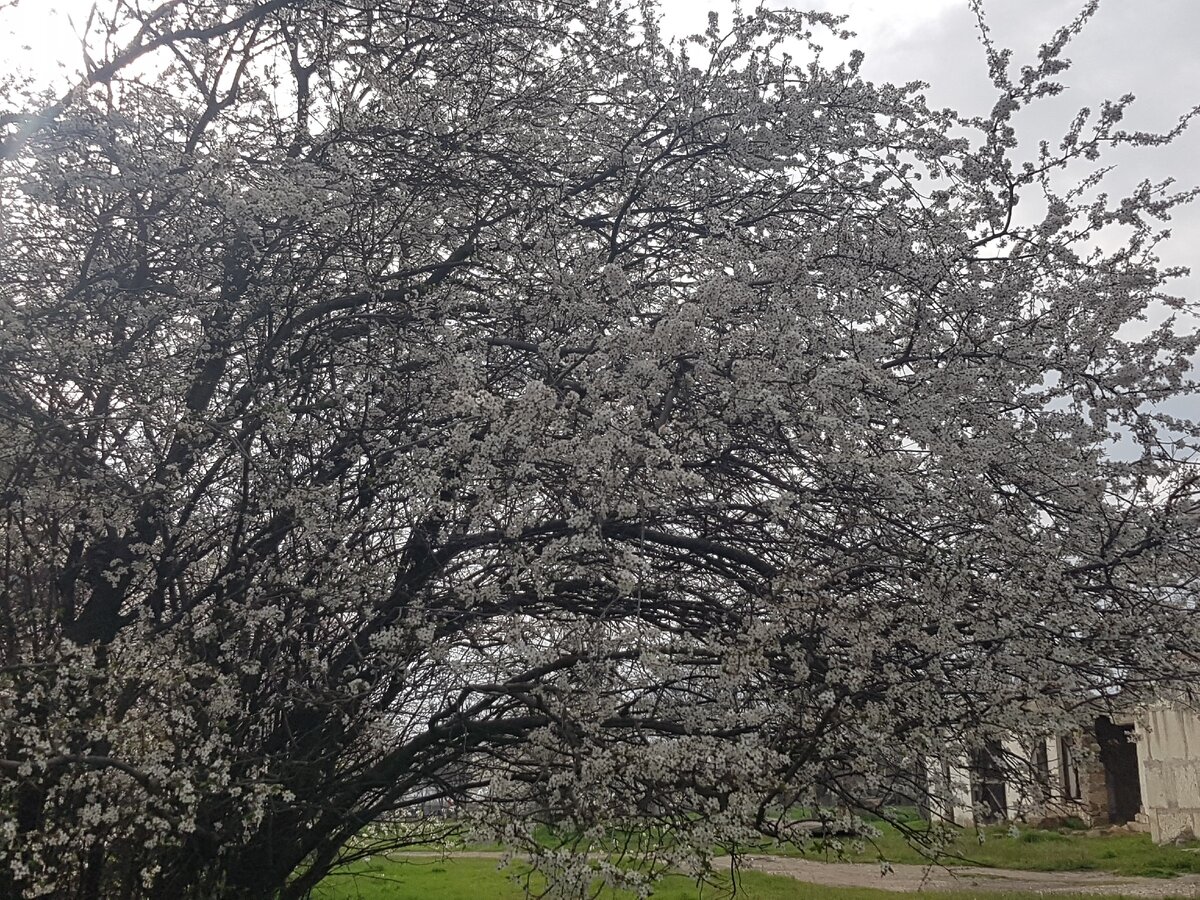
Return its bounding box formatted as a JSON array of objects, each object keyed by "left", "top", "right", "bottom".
[
  {"left": 793, "top": 821, "right": 1200, "bottom": 878},
  {"left": 314, "top": 811, "right": 1200, "bottom": 900},
  {"left": 378, "top": 817, "right": 1200, "bottom": 879},
  {"left": 311, "top": 856, "right": 1186, "bottom": 900}
]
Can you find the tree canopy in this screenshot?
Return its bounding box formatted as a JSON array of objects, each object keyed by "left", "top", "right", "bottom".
[{"left": 1, "top": 0, "right": 1198, "bottom": 896}]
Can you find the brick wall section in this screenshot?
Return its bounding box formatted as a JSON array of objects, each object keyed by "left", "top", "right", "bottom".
[{"left": 1079, "top": 730, "right": 1112, "bottom": 823}]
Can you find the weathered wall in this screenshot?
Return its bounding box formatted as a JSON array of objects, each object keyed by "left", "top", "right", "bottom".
[
  {"left": 926, "top": 755, "right": 976, "bottom": 827},
  {"left": 1081, "top": 728, "right": 1113, "bottom": 824},
  {"left": 1016, "top": 736, "right": 1093, "bottom": 825},
  {"left": 1137, "top": 704, "right": 1200, "bottom": 843}
]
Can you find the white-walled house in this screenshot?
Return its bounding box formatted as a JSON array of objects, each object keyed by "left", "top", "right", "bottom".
[{"left": 926, "top": 701, "right": 1200, "bottom": 843}]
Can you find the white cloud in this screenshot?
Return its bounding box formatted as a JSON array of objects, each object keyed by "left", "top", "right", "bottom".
[{"left": 795, "top": 0, "right": 965, "bottom": 50}]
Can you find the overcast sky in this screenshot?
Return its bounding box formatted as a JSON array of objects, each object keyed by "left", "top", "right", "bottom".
[
  {"left": 4, "top": 0, "right": 1198, "bottom": 421},
  {"left": 667, "top": 0, "right": 1200, "bottom": 423},
  {"left": 658, "top": 0, "right": 1200, "bottom": 288}
]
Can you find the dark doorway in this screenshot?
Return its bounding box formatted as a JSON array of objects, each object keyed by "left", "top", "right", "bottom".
[
  {"left": 971, "top": 740, "right": 1008, "bottom": 823},
  {"left": 1095, "top": 717, "right": 1142, "bottom": 824}
]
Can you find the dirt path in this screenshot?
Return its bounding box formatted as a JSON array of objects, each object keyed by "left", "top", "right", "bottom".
[
  {"left": 395, "top": 851, "right": 1200, "bottom": 896},
  {"left": 742, "top": 855, "right": 1200, "bottom": 897}
]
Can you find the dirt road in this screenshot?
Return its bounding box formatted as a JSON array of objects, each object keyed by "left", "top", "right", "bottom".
[
  {"left": 743, "top": 855, "right": 1200, "bottom": 897},
  {"left": 396, "top": 851, "right": 1200, "bottom": 896}
]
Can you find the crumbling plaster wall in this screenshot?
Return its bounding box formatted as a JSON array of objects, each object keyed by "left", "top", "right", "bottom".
[{"left": 1137, "top": 703, "right": 1200, "bottom": 843}]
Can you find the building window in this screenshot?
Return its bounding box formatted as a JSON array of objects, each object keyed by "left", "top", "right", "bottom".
[
  {"left": 1032, "top": 740, "right": 1052, "bottom": 800},
  {"left": 1059, "top": 736, "right": 1082, "bottom": 800}
]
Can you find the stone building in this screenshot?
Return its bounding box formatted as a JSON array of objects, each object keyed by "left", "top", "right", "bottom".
[{"left": 927, "top": 701, "right": 1200, "bottom": 843}]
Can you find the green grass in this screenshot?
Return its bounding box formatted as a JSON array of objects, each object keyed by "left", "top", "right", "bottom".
[
  {"left": 352, "top": 815, "right": 1200, "bottom": 880},
  {"left": 787, "top": 822, "right": 1200, "bottom": 878},
  {"left": 311, "top": 856, "right": 1187, "bottom": 900}
]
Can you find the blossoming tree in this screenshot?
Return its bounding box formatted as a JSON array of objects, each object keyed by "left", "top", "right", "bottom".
[{"left": 1, "top": 0, "right": 1198, "bottom": 896}]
